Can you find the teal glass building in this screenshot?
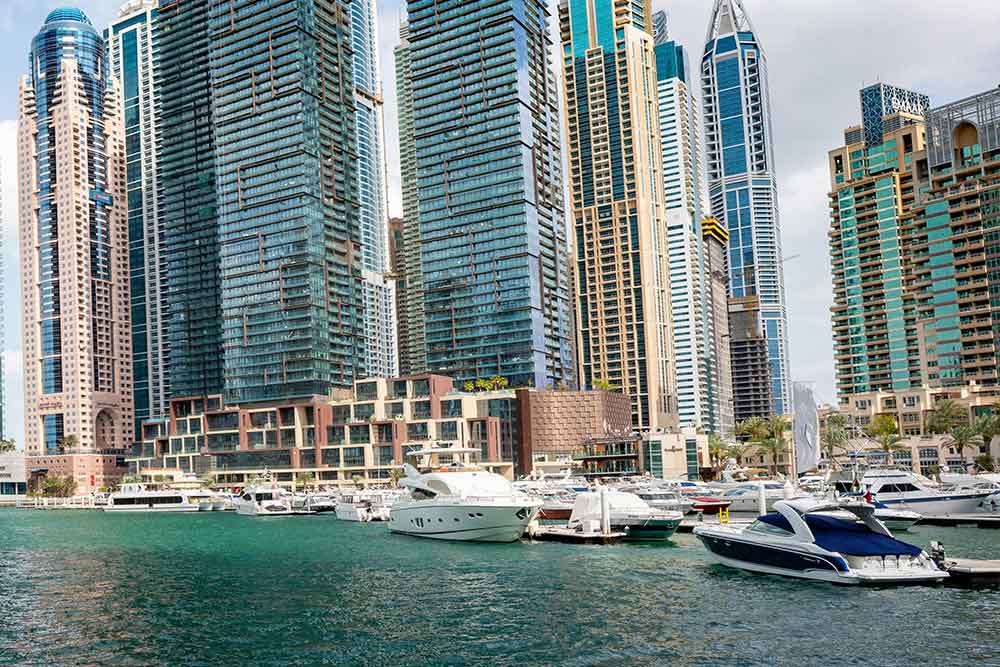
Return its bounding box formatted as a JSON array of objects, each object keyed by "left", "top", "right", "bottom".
[
  {"left": 702, "top": 0, "right": 790, "bottom": 416},
  {"left": 106, "top": 1, "right": 165, "bottom": 438},
  {"left": 407, "top": 0, "right": 576, "bottom": 390}
]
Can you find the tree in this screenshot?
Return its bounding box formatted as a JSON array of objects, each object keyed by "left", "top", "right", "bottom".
[
  {"left": 974, "top": 414, "right": 1000, "bottom": 451},
  {"left": 462, "top": 381, "right": 475, "bottom": 392},
  {"left": 974, "top": 454, "right": 997, "bottom": 472},
  {"left": 474, "top": 378, "right": 491, "bottom": 392},
  {"left": 58, "top": 434, "right": 79, "bottom": 454},
  {"left": 943, "top": 425, "right": 984, "bottom": 464},
  {"left": 874, "top": 433, "right": 908, "bottom": 465},
  {"left": 725, "top": 442, "right": 749, "bottom": 466},
  {"left": 767, "top": 415, "right": 791, "bottom": 440},
  {"left": 707, "top": 435, "right": 728, "bottom": 467},
  {"left": 488, "top": 376, "right": 508, "bottom": 391},
  {"left": 755, "top": 436, "right": 785, "bottom": 475},
  {"left": 593, "top": 378, "right": 616, "bottom": 392},
  {"left": 735, "top": 416, "right": 769, "bottom": 442},
  {"left": 865, "top": 414, "right": 898, "bottom": 439},
  {"left": 296, "top": 471, "right": 315, "bottom": 489},
  {"left": 821, "top": 423, "right": 848, "bottom": 469},
  {"left": 41, "top": 475, "right": 77, "bottom": 498},
  {"left": 927, "top": 399, "right": 965, "bottom": 434},
  {"left": 0, "top": 438, "right": 15, "bottom": 453}
]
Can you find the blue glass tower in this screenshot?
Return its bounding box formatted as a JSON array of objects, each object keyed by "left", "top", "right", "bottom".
[
  {"left": 408, "top": 0, "right": 576, "bottom": 389},
  {"left": 702, "top": 0, "right": 790, "bottom": 417}
]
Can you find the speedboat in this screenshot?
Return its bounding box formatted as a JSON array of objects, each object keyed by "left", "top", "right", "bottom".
[
  {"left": 537, "top": 490, "right": 577, "bottom": 520},
  {"left": 104, "top": 483, "right": 202, "bottom": 512},
  {"left": 718, "top": 481, "right": 809, "bottom": 512},
  {"left": 389, "top": 446, "right": 540, "bottom": 542},
  {"left": 861, "top": 469, "right": 993, "bottom": 514},
  {"left": 235, "top": 484, "right": 295, "bottom": 516},
  {"left": 694, "top": 499, "right": 947, "bottom": 585},
  {"left": 303, "top": 493, "right": 338, "bottom": 514},
  {"left": 567, "top": 490, "right": 683, "bottom": 541}
]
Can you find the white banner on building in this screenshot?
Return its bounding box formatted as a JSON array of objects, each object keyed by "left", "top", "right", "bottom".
[{"left": 792, "top": 382, "right": 820, "bottom": 474}]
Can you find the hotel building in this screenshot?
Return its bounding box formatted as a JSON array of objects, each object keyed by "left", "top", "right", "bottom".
[{"left": 18, "top": 8, "right": 133, "bottom": 463}]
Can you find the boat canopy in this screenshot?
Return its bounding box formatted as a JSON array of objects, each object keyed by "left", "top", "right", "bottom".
[{"left": 759, "top": 512, "right": 922, "bottom": 557}]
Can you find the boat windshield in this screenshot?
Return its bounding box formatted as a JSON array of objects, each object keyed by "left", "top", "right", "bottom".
[
  {"left": 759, "top": 512, "right": 923, "bottom": 557},
  {"left": 747, "top": 520, "right": 794, "bottom": 536}
]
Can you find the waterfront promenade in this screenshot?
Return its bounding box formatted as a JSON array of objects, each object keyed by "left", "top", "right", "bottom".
[{"left": 1, "top": 508, "right": 998, "bottom": 666}]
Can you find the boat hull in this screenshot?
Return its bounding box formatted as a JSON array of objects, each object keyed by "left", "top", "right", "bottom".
[
  {"left": 336, "top": 505, "right": 371, "bottom": 522},
  {"left": 104, "top": 505, "right": 200, "bottom": 513},
  {"left": 876, "top": 492, "right": 992, "bottom": 515},
  {"left": 236, "top": 503, "right": 294, "bottom": 516},
  {"left": 695, "top": 531, "right": 945, "bottom": 585},
  {"left": 389, "top": 503, "right": 538, "bottom": 542},
  {"left": 615, "top": 517, "right": 682, "bottom": 541},
  {"left": 538, "top": 506, "right": 572, "bottom": 521}
]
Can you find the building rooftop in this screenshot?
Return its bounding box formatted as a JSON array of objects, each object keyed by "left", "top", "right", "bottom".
[{"left": 45, "top": 7, "right": 91, "bottom": 25}]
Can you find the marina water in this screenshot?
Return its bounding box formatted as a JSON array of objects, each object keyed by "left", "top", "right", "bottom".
[{"left": 2, "top": 509, "right": 998, "bottom": 666}]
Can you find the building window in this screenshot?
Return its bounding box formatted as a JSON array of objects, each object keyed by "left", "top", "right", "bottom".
[
  {"left": 354, "top": 403, "right": 375, "bottom": 422},
  {"left": 412, "top": 401, "right": 431, "bottom": 420},
  {"left": 349, "top": 425, "right": 370, "bottom": 444},
  {"left": 438, "top": 421, "right": 458, "bottom": 441},
  {"left": 331, "top": 405, "right": 350, "bottom": 425},
  {"left": 407, "top": 423, "right": 429, "bottom": 441},
  {"left": 356, "top": 382, "right": 377, "bottom": 401},
  {"left": 440, "top": 399, "right": 462, "bottom": 418},
  {"left": 343, "top": 447, "right": 365, "bottom": 467}
]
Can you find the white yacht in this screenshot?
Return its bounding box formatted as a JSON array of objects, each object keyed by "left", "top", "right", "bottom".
[
  {"left": 235, "top": 484, "right": 295, "bottom": 516},
  {"left": 389, "top": 446, "right": 540, "bottom": 542},
  {"left": 694, "top": 499, "right": 947, "bottom": 585},
  {"left": 718, "top": 481, "right": 809, "bottom": 512},
  {"left": 567, "top": 490, "right": 683, "bottom": 541},
  {"left": 104, "top": 483, "right": 206, "bottom": 512},
  {"left": 623, "top": 486, "right": 695, "bottom": 515},
  {"left": 336, "top": 490, "right": 396, "bottom": 522},
  {"left": 860, "top": 469, "right": 993, "bottom": 515}
]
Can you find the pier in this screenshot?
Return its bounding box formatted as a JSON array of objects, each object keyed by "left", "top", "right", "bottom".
[{"left": 917, "top": 514, "right": 1000, "bottom": 529}]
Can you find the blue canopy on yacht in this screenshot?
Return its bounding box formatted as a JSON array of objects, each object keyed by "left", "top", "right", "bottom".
[{"left": 759, "top": 512, "right": 923, "bottom": 557}]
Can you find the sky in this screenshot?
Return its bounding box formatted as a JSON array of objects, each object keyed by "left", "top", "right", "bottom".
[{"left": 2, "top": 0, "right": 1000, "bottom": 446}]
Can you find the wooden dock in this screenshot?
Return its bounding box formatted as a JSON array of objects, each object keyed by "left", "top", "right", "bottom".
[{"left": 917, "top": 513, "right": 1000, "bottom": 528}]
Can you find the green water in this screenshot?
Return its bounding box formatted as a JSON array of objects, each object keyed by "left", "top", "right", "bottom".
[{"left": 1, "top": 509, "right": 998, "bottom": 666}]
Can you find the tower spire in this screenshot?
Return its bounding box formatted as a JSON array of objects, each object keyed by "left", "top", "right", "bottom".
[{"left": 705, "top": 0, "right": 755, "bottom": 42}]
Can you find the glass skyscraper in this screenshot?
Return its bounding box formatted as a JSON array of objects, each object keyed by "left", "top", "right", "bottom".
[
  {"left": 106, "top": 0, "right": 165, "bottom": 438},
  {"left": 407, "top": 0, "right": 576, "bottom": 390},
  {"left": 352, "top": 0, "right": 398, "bottom": 378},
  {"left": 157, "top": 0, "right": 223, "bottom": 399},
  {"left": 702, "top": 0, "right": 790, "bottom": 416},
  {"left": 209, "top": 0, "right": 362, "bottom": 403},
  {"left": 560, "top": 0, "right": 676, "bottom": 429},
  {"left": 19, "top": 7, "right": 133, "bottom": 454}
]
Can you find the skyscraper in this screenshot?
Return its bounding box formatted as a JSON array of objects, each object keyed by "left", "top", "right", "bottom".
[
  {"left": 352, "top": 0, "right": 397, "bottom": 378},
  {"left": 702, "top": 0, "right": 791, "bottom": 417},
  {"left": 702, "top": 218, "right": 734, "bottom": 436},
  {"left": 19, "top": 8, "right": 133, "bottom": 454},
  {"left": 829, "top": 84, "right": 1000, "bottom": 406},
  {"left": 208, "top": 0, "right": 362, "bottom": 404},
  {"left": 408, "top": 0, "right": 575, "bottom": 390},
  {"left": 393, "top": 21, "right": 425, "bottom": 376},
  {"left": 654, "top": 12, "right": 722, "bottom": 432},
  {"left": 105, "top": 0, "right": 165, "bottom": 438},
  {"left": 157, "top": 0, "right": 223, "bottom": 399},
  {"left": 560, "top": 0, "right": 676, "bottom": 429}
]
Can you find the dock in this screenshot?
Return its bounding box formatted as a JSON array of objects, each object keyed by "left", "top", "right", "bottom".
[
  {"left": 528, "top": 525, "right": 626, "bottom": 544},
  {"left": 941, "top": 558, "right": 1000, "bottom": 586},
  {"left": 917, "top": 514, "right": 1000, "bottom": 529}
]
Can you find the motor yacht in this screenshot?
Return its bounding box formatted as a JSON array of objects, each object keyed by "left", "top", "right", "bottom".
[
  {"left": 624, "top": 486, "right": 695, "bottom": 515},
  {"left": 718, "top": 481, "right": 808, "bottom": 513},
  {"left": 694, "top": 499, "right": 948, "bottom": 585},
  {"left": 859, "top": 469, "right": 993, "bottom": 514},
  {"left": 567, "top": 490, "right": 683, "bottom": 541},
  {"left": 303, "top": 493, "right": 338, "bottom": 514},
  {"left": 234, "top": 484, "right": 295, "bottom": 516},
  {"left": 537, "top": 489, "right": 577, "bottom": 520},
  {"left": 389, "top": 446, "right": 540, "bottom": 542},
  {"left": 336, "top": 490, "right": 396, "bottom": 521},
  {"left": 104, "top": 483, "right": 203, "bottom": 512}
]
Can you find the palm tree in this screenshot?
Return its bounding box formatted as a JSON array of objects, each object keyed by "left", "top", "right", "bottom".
[
  {"left": 974, "top": 414, "right": 1000, "bottom": 452},
  {"left": 725, "top": 442, "right": 749, "bottom": 466},
  {"left": 874, "top": 433, "right": 908, "bottom": 465},
  {"left": 735, "top": 416, "right": 769, "bottom": 442},
  {"left": 767, "top": 415, "right": 791, "bottom": 440},
  {"left": 943, "top": 425, "right": 984, "bottom": 465},
  {"left": 755, "top": 436, "right": 785, "bottom": 475},
  {"left": 927, "top": 399, "right": 965, "bottom": 434},
  {"left": 0, "top": 438, "right": 15, "bottom": 453},
  {"left": 708, "top": 435, "right": 728, "bottom": 467},
  {"left": 821, "top": 424, "right": 848, "bottom": 469}
]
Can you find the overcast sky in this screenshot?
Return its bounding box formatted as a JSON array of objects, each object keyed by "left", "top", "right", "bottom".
[{"left": 2, "top": 0, "right": 1000, "bottom": 445}]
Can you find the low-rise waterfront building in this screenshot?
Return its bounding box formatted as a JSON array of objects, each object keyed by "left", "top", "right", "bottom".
[
  {"left": 27, "top": 451, "right": 127, "bottom": 494},
  {"left": 0, "top": 454, "right": 27, "bottom": 501},
  {"left": 573, "top": 428, "right": 709, "bottom": 481}
]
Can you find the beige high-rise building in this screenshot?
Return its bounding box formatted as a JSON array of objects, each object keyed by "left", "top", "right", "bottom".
[
  {"left": 559, "top": 0, "right": 677, "bottom": 430},
  {"left": 18, "top": 8, "right": 132, "bottom": 462}
]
